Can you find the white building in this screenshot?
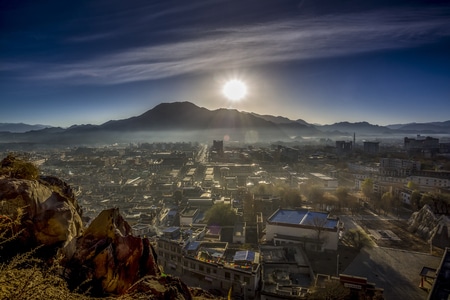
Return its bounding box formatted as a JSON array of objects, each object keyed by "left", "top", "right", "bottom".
[
  {"left": 265, "top": 209, "right": 341, "bottom": 252},
  {"left": 309, "top": 173, "right": 338, "bottom": 190}
]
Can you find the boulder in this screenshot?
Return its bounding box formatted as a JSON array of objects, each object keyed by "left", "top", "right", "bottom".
[
  {"left": 408, "top": 204, "right": 450, "bottom": 248},
  {"left": 63, "top": 208, "right": 160, "bottom": 295},
  {"left": 0, "top": 176, "right": 83, "bottom": 250}
]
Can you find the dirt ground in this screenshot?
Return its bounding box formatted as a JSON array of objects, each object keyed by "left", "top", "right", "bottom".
[
  {"left": 359, "top": 218, "right": 443, "bottom": 256},
  {"left": 307, "top": 216, "right": 444, "bottom": 276}
]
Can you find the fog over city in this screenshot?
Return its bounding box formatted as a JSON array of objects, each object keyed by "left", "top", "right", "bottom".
[{"left": 1, "top": 1, "right": 450, "bottom": 300}]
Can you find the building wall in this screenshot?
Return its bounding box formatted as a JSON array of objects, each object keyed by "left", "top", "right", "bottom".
[
  {"left": 265, "top": 223, "right": 339, "bottom": 251},
  {"left": 157, "top": 239, "right": 260, "bottom": 298},
  {"left": 409, "top": 176, "right": 450, "bottom": 189}
]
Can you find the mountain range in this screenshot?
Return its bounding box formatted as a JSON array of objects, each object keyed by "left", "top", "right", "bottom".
[{"left": 1, "top": 102, "right": 449, "bottom": 146}]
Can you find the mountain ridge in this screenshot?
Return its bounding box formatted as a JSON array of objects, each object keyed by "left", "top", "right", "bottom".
[{"left": 1, "top": 102, "right": 450, "bottom": 145}]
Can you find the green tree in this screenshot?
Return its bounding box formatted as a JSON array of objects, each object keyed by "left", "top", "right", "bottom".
[
  {"left": 204, "top": 203, "right": 237, "bottom": 226},
  {"left": 407, "top": 180, "right": 419, "bottom": 190}
]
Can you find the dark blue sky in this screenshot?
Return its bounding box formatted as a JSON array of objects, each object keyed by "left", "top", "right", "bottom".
[{"left": 1, "top": 0, "right": 450, "bottom": 127}]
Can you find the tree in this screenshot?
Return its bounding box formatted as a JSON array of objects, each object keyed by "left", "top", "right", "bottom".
[
  {"left": 281, "top": 188, "right": 303, "bottom": 208},
  {"left": 407, "top": 180, "right": 419, "bottom": 190},
  {"left": 411, "top": 190, "right": 422, "bottom": 210},
  {"left": 204, "top": 203, "right": 237, "bottom": 226},
  {"left": 420, "top": 193, "right": 434, "bottom": 209},
  {"left": 311, "top": 216, "right": 329, "bottom": 250},
  {"left": 343, "top": 229, "right": 373, "bottom": 251},
  {"left": 380, "top": 191, "right": 394, "bottom": 215},
  {"left": 308, "top": 186, "right": 325, "bottom": 210},
  {"left": 361, "top": 178, "right": 374, "bottom": 200},
  {"left": 323, "top": 192, "right": 338, "bottom": 212},
  {"left": 335, "top": 187, "right": 351, "bottom": 211}
]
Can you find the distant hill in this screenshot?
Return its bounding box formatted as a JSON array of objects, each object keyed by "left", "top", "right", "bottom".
[
  {"left": 0, "top": 123, "right": 52, "bottom": 133},
  {"left": 317, "top": 122, "right": 393, "bottom": 136},
  {"left": 1, "top": 103, "right": 449, "bottom": 146},
  {"left": 249, "top": 112, "right": 321, "bottom": 137},
  {"left": 387, "top": 121, "right": 450, "bottom": 133}
]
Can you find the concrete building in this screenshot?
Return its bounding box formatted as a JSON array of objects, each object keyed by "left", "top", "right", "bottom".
[
  {"left": 335, "top": 141, "right": 352, "bottom": 154},
  {"left": 265, "top": 209, "right": 342, "bottom": 252},
  {"left": 309, "top": 173, "right": 338, "bottom": 190},
  {"left": 404, "top": 136, "right": 440, "bottom": 157},
  {"left": 259, "top": 245, "right": 313, "bottom": 299},
  {"left": 156, "top": 226, "right": 261, "bottom": 299},
  {"left": 363, "top": 141, "right": 380, "bottom": 154},
  {"left": 427, "top": 247, "right": 450, "bottom": 300},
  {"left": 379, "top": 158, "right": 420, "bottom": 177}
]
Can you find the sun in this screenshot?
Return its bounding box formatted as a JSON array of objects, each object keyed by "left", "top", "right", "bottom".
[{"left": 222, "top": 79, "right": 247, "bottom": 101}]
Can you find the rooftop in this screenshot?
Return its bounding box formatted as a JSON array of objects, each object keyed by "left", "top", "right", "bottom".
[{"left": 268, "top": 209, "right": 338, "bottom": 229}]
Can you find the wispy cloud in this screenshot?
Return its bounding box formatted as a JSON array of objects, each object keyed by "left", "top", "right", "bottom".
[{"left": 19, "top": 7, "right": 450, "bottom": 85}]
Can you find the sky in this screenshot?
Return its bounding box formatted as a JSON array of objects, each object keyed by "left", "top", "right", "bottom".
[{"left": 1, "top": 0, "right": 450, "bottom": 128}]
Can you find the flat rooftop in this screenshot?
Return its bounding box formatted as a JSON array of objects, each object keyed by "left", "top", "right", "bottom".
[{"left": 268, "top": 209, "right": 338, "bottom": 229}]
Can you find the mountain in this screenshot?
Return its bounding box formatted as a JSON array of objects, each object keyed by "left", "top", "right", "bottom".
[
  {"left": 317, "top": 122, "right": 393, "bottom": 136},
  {"left": 387, "top": 121, "right": 450, "bottom": 133},
  {"left": 249, "top": 112, "right": 321, "bottom": 137},
  {"left": 2, "top": 103, "right": 450, "bottom": 146},
  {"left": 0, "top": 123, "right": 52, "bottom": 133}
]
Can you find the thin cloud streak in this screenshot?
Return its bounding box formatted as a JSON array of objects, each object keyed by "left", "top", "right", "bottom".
[
  {"left": 65, "top": 1, "right": 214, "bottom": 44},
  {"left": 21, "top": 7, "right": 450, "bottom": 85}
]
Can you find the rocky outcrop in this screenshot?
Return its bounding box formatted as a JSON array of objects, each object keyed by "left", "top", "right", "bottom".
[
  {"left": 408, "top": 204, "right": 450, "bottom": 248},
  {"left": 0, "top": 176, "right": 83, "bottom": 250},
  {"left": 63, "top": 208, "right": 161, "bottom": 295}
]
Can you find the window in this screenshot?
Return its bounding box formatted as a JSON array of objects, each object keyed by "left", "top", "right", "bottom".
[
  {"left": 225, "top": 272, "right": 230, "bottom": 280},
  {"left": 206, "top": 268, "right": 211, "bottom": 274},
  {"left": 199, "top": 265, "right": 204, "bottom": 272},
  {"left": 244, "top": 277, "right": 250, "bottom": 284},
  {"left": 184, "top": 261, "right": 188, "bottom": 267},
  {"left": 190, "top": 262, "right": 196, "bottom": 269},
  {"left": 234, "top": 274, "right": 240, "bottom": 281}
]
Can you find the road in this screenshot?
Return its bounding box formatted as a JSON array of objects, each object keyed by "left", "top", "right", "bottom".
[{"left": 339, "top": 208, "right": 442, "bottom": 300}]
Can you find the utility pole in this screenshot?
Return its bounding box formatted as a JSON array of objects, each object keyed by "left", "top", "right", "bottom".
[{"left": 336, "top": 254, "right": 340, "bottom": 276}]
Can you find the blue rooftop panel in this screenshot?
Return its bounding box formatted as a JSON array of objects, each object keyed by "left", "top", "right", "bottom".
[
  {"left": 162, "top": 226, "right": 179, "bottom": 233},
  {"left": 234, "top": 250, "right": 255, "bottom": 262},
  {"left": 185, "top": 241, "right": 201, "bottom": 251},
  {"left": 270, "top": 209, "right": 337, "bottom": 229},
  {"left": 269, "top": 209, "right": 308, "bottom": 224}
]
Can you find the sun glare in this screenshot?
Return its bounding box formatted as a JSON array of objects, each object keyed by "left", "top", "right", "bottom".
[{"left": 222, "top": 79, "right": 247, "bottom": 101}]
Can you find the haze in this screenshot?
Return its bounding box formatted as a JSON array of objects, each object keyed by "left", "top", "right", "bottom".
[{"left": 1, "top": 0, "right": 450, "bottom": 127}]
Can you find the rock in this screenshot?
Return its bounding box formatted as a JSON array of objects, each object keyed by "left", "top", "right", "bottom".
[
  {"left": 0, "top": 177, "right": 83, "bottom": 250},
  {"left": 63, "top": 208, "right": 160, "bottom": 295},
  {"left": 408, "top": 204, "right": 450, "bottom": 248}
]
